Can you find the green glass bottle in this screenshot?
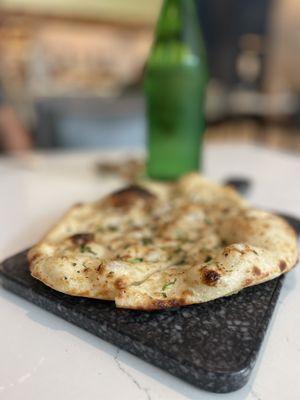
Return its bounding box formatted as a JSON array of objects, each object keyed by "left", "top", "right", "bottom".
[{"left": 144, "top": 0, "right": 208, "bottom": 180}]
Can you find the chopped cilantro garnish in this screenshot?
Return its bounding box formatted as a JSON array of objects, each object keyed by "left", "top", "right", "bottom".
[
  {"left": 204, "top": 217, "right": 212, "bottom": 225},
  {"left": 177, "top": 233, "right": 188, "bottom": 242},
  {"left": 162, "top": 278, "right": 177, "bottom": 291},
  {"left": 80, "top": 244, "right": 97, "bottom": 255},
  {"left": 175, "top": 258, "right": 186, "bottom": 266},
  {"left": 127, "top": 257, "right": 144, "bottom": 263},
  {"left": 107, "top": 225, "right": 118, "bottom": 232},
  {"left": 142, "top": 237, "right": 152, "bottom": 245},
  {"left": 162, "top": 292, "right": 167, "bottom": 298}
]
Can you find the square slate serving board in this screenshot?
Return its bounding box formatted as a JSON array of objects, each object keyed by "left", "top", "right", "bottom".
[{"left": 1, "top": 214, "right": 299, "bottom": 394}]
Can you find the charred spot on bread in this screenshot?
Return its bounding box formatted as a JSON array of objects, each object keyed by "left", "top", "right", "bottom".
[
  {"left": 70, "top": 233, "right": 94, "bottom": 245},
  {"left": 114, "top": 278, "right": 126, "bottom": 290},
  {"left": 202, "top": 269, "right": 221, "bottom": 286},
  {"left": 244, "top": 278, "right": 253, "bottom": 286},
  {"left": 27, "top": 252, "right": 40, "bottom": 263},
  {"left": 252, "top": 266, "right": 261, "bottom": 276},
  {"left": 182, "top": 289, "right": 193, "bottom": 297},
  {"left": 152, "top": 299, "right": 187, "bottom": 309},
  {"left": 96, "top": 263, "right": 105, "bottom": 273},
  {"left": 133, "top": 298, "right": 188, "bottom": 311},
  {"left": 279, "top": 260, "right": 287, "bottom": 272},
  {"left": 106, "top": 185, "right": 155, "bottom": 208}
]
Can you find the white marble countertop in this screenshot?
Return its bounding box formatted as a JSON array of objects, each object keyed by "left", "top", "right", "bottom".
[{"left": 0, "top": 143, "right": 299, "bottom": 400}]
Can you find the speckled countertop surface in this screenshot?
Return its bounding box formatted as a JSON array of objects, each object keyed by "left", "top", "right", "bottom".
[{"left": 0, "top": 143, "right": 299, "bottom": 400}]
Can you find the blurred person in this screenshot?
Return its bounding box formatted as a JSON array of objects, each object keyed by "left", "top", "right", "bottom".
[{"left": 0, "top": 81, "right": 33, "bottom": 153}]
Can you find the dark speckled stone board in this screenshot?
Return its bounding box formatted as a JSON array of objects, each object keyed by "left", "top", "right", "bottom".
[{"left": 0, "top": 214, "right": 299, "bottom": 393}]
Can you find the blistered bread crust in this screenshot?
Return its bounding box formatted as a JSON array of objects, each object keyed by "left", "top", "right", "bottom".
[{"left": 28, "top": 173, "right": 298, "bottom": 310}]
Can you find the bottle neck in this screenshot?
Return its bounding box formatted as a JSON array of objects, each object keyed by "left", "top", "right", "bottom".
[
  {"left": 155, "top": 0, "right": 199, "bottom": 43},
  {"left": 146, "top": 0, "right": 207, "bottom": 72}
]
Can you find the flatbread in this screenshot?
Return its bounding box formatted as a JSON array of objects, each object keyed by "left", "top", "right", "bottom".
[{"left": 28, "top": 173, "right": 298, "bottom": 310}]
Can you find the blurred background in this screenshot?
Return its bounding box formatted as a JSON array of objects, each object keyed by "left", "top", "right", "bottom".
[{"left": 0, "top": 0, "right": 300, "bottom": 153}]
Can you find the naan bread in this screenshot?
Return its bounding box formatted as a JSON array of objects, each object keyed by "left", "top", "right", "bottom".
[{"left": 28, "top": 173, "right": 298, "bottom": 310}]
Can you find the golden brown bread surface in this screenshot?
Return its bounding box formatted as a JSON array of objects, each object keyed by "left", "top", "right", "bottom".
[{"left": 28, "top": 173, "right": 298, "bottom": 310}]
